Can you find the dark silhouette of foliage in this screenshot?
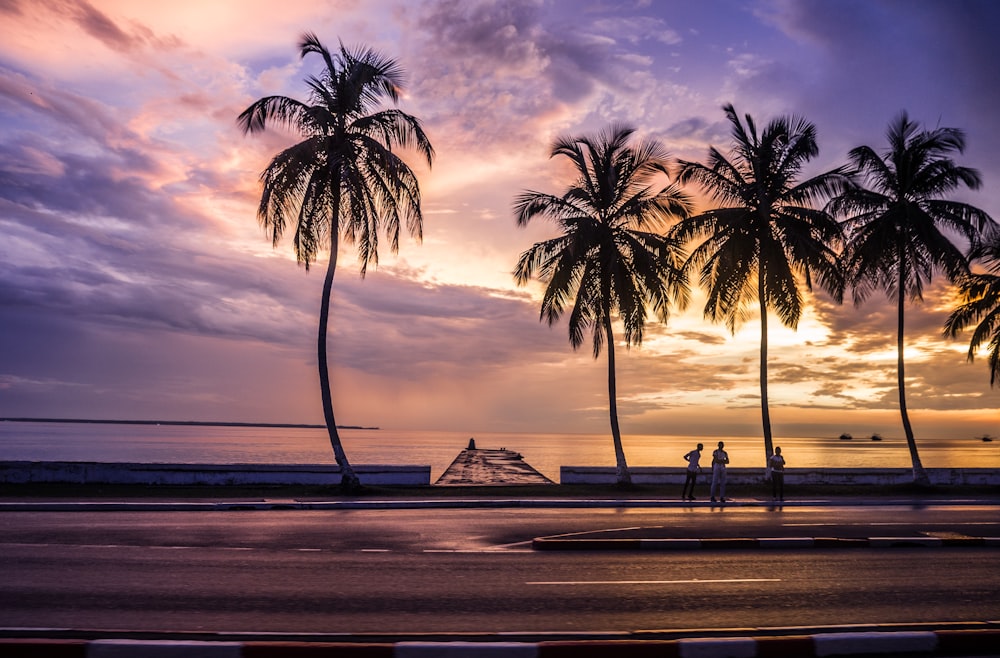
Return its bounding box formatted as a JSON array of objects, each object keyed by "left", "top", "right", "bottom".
[
  {"left": 238, "top": 33, "right": 433, "bottom": 491},
  {"left": 671, "top": 104, "right": 849, "bottom": 468},
  {"left": 945, "top": 234, "right": 1000, "bottom": 388},
  {"left": 514, "top": 125, "right": 691, "bottom": 486},
  {"left": 829, "top": 112, "right": 993, "bottom": 485}
]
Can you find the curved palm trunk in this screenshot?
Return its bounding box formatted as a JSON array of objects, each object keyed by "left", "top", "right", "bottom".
[
  {"left": 318, "top": 211, "right": 361, "bottom": 492},
  {"left": 604, "top": 315, "right": 632, "bottom": 487},
  {"left": 759, "top": 274, "right": 774, "bottom": 472},
  {"left": 896, "top": 262, "right": 929, "bottom": 486}
]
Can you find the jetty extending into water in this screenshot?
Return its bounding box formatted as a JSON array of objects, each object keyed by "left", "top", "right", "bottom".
[{"left": 435, "top": 439, "right": 555, "bottom": 486}]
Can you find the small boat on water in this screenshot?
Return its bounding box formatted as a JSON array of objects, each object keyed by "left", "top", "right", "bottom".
[
  {"left": 981, "top": 435, "right": 995, "bottom": 443},
  {"left": 839, "top": 433, "right": 853, "bottom": 440},
  {"left": 870, "top": 433, "right": 883, "bottom": 441}
]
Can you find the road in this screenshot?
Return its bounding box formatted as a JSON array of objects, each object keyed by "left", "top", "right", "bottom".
[{"left": 1, "top": 503, "right": 998, "bottom": 635}]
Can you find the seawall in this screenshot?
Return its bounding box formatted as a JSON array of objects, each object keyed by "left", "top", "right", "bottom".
[
  {"left": 0, "top": 462, "right": 431, "bottom": 486},
  {"left": 560, "top": 466, "right": 1000, "bottom": 486},
  {"left": 2, "top": 462, "right": 999, "bottom": 488}
]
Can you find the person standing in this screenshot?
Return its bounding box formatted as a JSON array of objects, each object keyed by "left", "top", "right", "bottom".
[
  {"left": 769, "top": 446, "right": 786, "bottom": 501},
  {"left": 681, "top": 443, "right": 703, "bottom": 500},
  {"left": 710, "top": 440, "right": 730, "bottom": 502}
]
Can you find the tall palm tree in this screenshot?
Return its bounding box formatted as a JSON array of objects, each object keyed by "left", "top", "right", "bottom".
[
  {"left": 945, "top": 234, "right": 1000, "bottom": 388},
  {"left": 238, "top": 33, "right": 433, "bottom": 491},
  {"left": 513, "top": 124, "right": 692, "bottom": 486},
  {"left": 829, "top": 112, "right": 992, "bottom": 486},
  {"left": 671, "top": 104, "right": 848, "bottom": 469}
]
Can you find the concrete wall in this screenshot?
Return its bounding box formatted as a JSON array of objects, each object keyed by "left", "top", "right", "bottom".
[
  {"left": 0, "top": 462, "right": 431, "bottom": 486},
  {"left": 3, "top": 462, "right": 998, "bottom": 487},
  {"left": 560, "top": 466, "right": 1000, "bottom": 486}
]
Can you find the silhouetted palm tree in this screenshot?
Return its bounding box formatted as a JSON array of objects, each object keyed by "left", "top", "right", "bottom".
[
  {"left": 829, "top": 112, "right": 993, "bottom": 485},
  {"left": 238, "top": 33, "right": 433, "bottom": 491},
  {"left": 945, "top": 234, "right": 1000, "bottom": 388},
  {"left": 514, "top": 125, "right": 691, "bottom": 486},
  {"left": 671, "top": 104, "right": 848, "bottom": 469}
]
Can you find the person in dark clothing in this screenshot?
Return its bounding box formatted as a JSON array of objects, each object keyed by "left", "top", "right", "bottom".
[
  {"left": 769, "top": 446, "right": 786, "bottom": 501},
  {"left": 681, "top": 443, "right": 703, "bottom": 501}
]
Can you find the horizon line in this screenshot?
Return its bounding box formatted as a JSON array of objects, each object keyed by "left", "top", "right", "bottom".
[{"left": 0, "top": 417, "right": 379, "bottom": 430}]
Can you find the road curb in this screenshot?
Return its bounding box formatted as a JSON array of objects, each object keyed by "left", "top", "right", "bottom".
[
  {"left": 1, "top": 497, "right": 999, "bottom": 512},
  {"left": 531, "top": 536, "right": 1000, "bottom": 550},
  {"left": 3, "top": 630, "right": 1000, "bottom": 657}
]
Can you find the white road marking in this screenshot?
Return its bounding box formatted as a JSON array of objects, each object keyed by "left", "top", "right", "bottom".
[
  {"left": 488, "top": 540, "right": 535, "bottom": 550},
  {"left": 542, "top": 526, "right": 644, "bottom": 539},
  {"left": 783, "top": 522, "right": 997, "bottom": 527},
  {"left": 423, "top": 549, "right": 533, "bottom": 553},
  {"left": 526, "top": 578, "right": 781, "bottom": 585}
]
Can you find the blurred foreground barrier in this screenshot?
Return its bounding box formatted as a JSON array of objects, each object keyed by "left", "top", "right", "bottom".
[{"left": 2, "top": 629, "right": 1000, "bottom": 657}]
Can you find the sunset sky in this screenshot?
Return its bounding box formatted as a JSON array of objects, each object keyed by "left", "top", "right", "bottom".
[{"left": 1, "top": 0, "right": 998, "bottom": 442}]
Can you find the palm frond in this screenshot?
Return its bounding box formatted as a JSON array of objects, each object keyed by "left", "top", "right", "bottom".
[
  {"left": 240, "top": 33, "right": 433, "bottom": 277},
  {"left": 237, "top": 95, "right": 311, "bottom": 135},
  {"left": 514, "top": 125, "right": 687, "bottom": 357},
  {"left": 836, "top": 112, "right": 993, "bottom": 306},
  {"left": 675, "top": 104, "right": 844, "bottom": 331},
  {"left": 944, "top": 272, "right": 1000, "bottom": 386}
]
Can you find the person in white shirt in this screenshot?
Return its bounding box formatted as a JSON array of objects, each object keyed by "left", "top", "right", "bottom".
[
  {"left": 681, "top": 443, "right": 703, "bottom": 501},
  {"left": 769, "top": 446, "right": 786, "bottom": 501},
  {"left": 710, "top": 440, "right": 730, "bottom": 502}
]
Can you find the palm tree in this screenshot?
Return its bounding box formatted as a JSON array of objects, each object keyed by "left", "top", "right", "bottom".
[
  {"left": 238, "top": 33, "right": 433, "bottom": 491},
  {"left": 945, "top": 233, "right": 1000, "bottom": 388},
  {"left": 671, "top": 104, "right": 848, "bottom": 469},
  {"left": 829, "top": 112, "right": 993, "bottom": 486},
  {"left": 513, "top": 124, "right": 692, "bottom": 486}
]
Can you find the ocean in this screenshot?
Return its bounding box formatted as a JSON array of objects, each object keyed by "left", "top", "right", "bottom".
[{"left": 1, "top": 421, "right": 997, "bottom": 481}]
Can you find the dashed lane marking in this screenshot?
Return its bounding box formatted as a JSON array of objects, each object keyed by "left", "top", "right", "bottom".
[
  {"left": 526, "top": 578, "right": 782, "bottom": 585},
  {"left": 784, "top": 521, "right": 998, "bottom": 526}
]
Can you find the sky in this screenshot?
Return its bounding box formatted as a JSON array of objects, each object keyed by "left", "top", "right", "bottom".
[{"left": 1, "top": 0, "right": 998, "bottom": 442}]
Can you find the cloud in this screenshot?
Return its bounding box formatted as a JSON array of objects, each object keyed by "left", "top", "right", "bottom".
[
  {"left": 0, "top": 0, "right": 996, "bottom": 439},
  {"left": 757, "top": 0, "right": 1000, "bottom": 168},
  {"left": 62, "top": 0, "right": 152, "bottom": 54},
  {"left": 404, "top": 0, "right": 692, "bottom": 155}
]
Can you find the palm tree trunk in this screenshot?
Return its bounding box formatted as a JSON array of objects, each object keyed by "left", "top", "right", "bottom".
[
  {"left": 759, "top": 274, "right": 774, "bottom": 472},
  {"left": 604, "top": 315, "right": 631, "bottom": 487},
  {"left": 318, "top": 207, "right": 361, "bottom": 492},
  {"left": 896, "top": 266, "right": 929, "bottom": 486}
]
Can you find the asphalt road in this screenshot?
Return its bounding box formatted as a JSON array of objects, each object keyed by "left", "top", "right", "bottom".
[{"left": 1, "top": 504, "right": 998, "bottom": 635}]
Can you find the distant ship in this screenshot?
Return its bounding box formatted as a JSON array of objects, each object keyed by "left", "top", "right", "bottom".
[
  {"left": 839, "top": 433, "right": 853, "bottom": 440},
  {"left": 870, "top": 433, "right": 883, "bottom": 441}
]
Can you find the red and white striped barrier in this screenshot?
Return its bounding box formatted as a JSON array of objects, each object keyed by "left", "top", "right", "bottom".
[{"left": 3, "top": 629, "right": 999, "bottom": 657}]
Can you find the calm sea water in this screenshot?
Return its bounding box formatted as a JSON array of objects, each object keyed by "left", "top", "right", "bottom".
[{"left": 1, "top": 421, "right": 997, "bottom": 480}]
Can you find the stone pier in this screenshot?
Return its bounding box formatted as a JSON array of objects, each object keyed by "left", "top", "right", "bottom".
[{"left": 435, "top": 444, "right": 554, "bottom": 486}]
